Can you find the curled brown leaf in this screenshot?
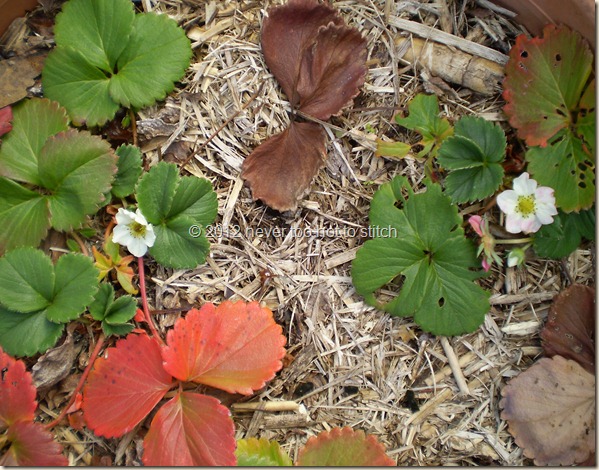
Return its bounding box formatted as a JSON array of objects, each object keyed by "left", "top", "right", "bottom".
[
  {"left": 500, "top": 356, "right": 595, "bottom": 466},
  {"left": 242, "top": 121, "right": 326, "bottom": 212},
  {"left": 540, "top": 284, "right": 595, "bottom": 373},
  {"left": 243, "top": 0, "right": 367, "bottom": 211}
]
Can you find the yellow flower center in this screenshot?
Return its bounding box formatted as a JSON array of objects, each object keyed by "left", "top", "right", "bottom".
[
  {"left": 516, "top": 195, "right": 536, "bottom": 217},
  {"left": 130, "top": 221, "right": 147, "bottom": 238}
]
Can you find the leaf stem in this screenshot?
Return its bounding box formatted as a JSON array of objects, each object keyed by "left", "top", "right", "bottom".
[
  {"left": 495, "top": 237, "right": 534, "bottom": 245},
  {"left": 138, "top": 256, "right": 163, "bottom": 344},
  {"left": 44, "top": 333, "right": 106, "bottom": 430}
]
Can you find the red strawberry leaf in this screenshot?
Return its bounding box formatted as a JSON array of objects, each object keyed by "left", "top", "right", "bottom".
[
  {"left": 540, "top": 284, "right": 595, "bottom": 373},
  {"left": 296, "top": 22, "right": 367, "bottom": 120},
  {"left": 0, "top": 347, "right": 37, "bottom": 429},
  {"left": 297, "top": 427, "right": 396, "bottom": 466},
  {"left": 502, "top": 25, "right": 594, "bottom": 147},
  {"left": 0, "top": 421, "right": 68, "bottom": 466},
  {"left": 0, "top": 106, "right": 12, "bottom": 138},
  {"left": 162, "top": 300, "right": 286, "bottom": 395},
  {"left": 82, "top": 333, "right": 173, "bottom": 438},
  {"left": 241, "top": 121, "right": 326, "bottom": 211},
  {"left": 142, "top": 391, "right": 236, "bottom": 466},
  {"left": 261, "top": 0, "right": 342, "bottom": 108}
]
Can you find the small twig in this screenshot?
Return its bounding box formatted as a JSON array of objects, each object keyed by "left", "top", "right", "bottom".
[
  {"left": 138, "top": 256, "right": 164, "bottom": 344},
  {"left": 70, "top": 231, "right": 89, "bottom": 256},
  {"left": 45, "top": 333, "right": 106, "bottom": 430},
  {"left": 180, "top": 82, "right": 265, "bottom": 171},
  {"left": 231, "top": 400, "right": 300, "bottom": 413},
  {"left": 129, "top": 108, "right": 138, "bottom": 148},
  {"left": 440, "top": 337, "right": 470, "bottom": 396}
]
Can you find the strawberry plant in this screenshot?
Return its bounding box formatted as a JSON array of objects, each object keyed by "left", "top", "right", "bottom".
[
  {"left": 0, "top": 98, "right": 117, "bottom": 253},
  {"left": 236, "top": 427, "right": 395, "bottom": 466},
  {"left": 42, "top": 0, "right": 192, "bottom": 127},
  {"left": 0, "top": 247, "right": 99, "bottom": 356},
  {"left": 81, "top": 300, "right": 286, "bottom": 466},
  {"left": 351, "top": 176, "right": 489, "bottom": 336},
  {"left": 0, "top": 347, "right": 67, "bottom": 465}
]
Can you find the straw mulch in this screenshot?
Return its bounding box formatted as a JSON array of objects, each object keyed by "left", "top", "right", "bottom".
[{"left": 2, "top": 0, "right": 595, "bottom": 465}]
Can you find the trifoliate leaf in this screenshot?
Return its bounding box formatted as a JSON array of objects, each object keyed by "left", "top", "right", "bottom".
[
  {"left": 88, "top": 283, "right": 137, "bottom": 336},
  {"left": 0, "top": 308, "right": 64, "bottom": 357},
  {"left": 137, "top": 162, "right": 217, "bottom": 269},
  {"left": 235, "top": 438, "right": 293, "bottom": 466},
  {"left": 351, "top": 176, "right": 489, "bottom": 336},
  {"left": 394, "top": 93, "right": 453, "bottom": 157},
  {"left": 112, "top": 144, "right": 142, "bottom": 198},
  {"left": 0, "top": 248, "right": 99, "bottom": 324},
  {"left": 0, "top": 98, "right": 69, "bottom": 185},
  {"left": 437, "top": 116, "right": 506, "bottom": 203},
  {"left": 42, "top": 0, "right": 191, "bottom": 126}
]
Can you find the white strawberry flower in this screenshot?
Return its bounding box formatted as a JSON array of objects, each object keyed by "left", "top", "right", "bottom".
[{"left": 112, "top": 208, "right": 156, "bottom": 257}]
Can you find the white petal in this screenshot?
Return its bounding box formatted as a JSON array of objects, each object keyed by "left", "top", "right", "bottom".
[
  {"left": 535, "top": 186, "right": 556, "bottom": 206},
  {"left": 521, "top": 217, "right": 541, "bottom": 234},
  {"left": 112, "top": 224, "right": 132, "bottom": 244},
  {"left": 535, "top": 206, "right": 556, "bottom": 224},
  {"left": 133, "top": 209, "right": 150, "bottom": 226},
  {"left": 513, "top": 172, "right": 536, "bottom": 195},
  {"left": 127, "top": 238, "right": 149, "bottom": 257},
  {"left": 115, "top": 208, "right": 135, "bottom": 225},
  {"left": 505, "top": 213, "right": 524, "bottom": 233},
  {"left": 144, "top": 225, "right": 156, "bottom": 247},
  {"left": 497, "top": 190, "right": 518, "bottom": 214}
]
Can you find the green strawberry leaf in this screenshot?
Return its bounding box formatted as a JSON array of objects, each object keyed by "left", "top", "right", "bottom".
[
  {"left": 52, "top": 0, "right": 135, "bottom": 72},
  {"left": 0, "top": 248, "right": 98, "bottom": 325},
  {"left": 526, "top": 130, "right": 595, "bottom": 212},
  {"left": 46, "top": 253, "right": 99, "bottom": 323},
  {"left": 235, "top": 438, "right": 292, "bottom": 466},
  {"left": 42, "top": 0, "right": 191, "bottom": 127},
  {"left": 109, "top": 12, "right": 192, "bottom": 109},
  {"left": 42, "top": 46, "right": 120, "bottom": 127},
  {"left": 503, "top": 25, "right": 594, "bottom": 147},
  {"left": 375, "top": 140, "right": 412, "bottom": 159},
  {"left": 438, "top": 116, "right": 506, "bottom": 203},
  {"left": 0, "top": 248, "right": 54, "bottom": 313},
  {"left": 137, "top": 162, "right": 217, "bottom": 269},
  {"left": 0, "top": 99, "right": 69, "bottom": 185},
  {"left": 0, "top": 307, "right": 65, "bottom": 357},
  {"left": 394, "top": 93, "right": 453, "bottom": 157},
  {"left": 0, "top": 178, "right": 49, "bottom": 254},
  {"left": 533, "top": 208, "right": 595, "bottom": 259},
  {"left": 88, "top": 283, "right": 137, "bottom": 333},
  {"left": 112, "top": 144, "right": 142, "bottom": 198},
  {"left": 351, "top": 176, "right": 489, "bottom": 336},
  {"left": 38, "top": 129, "right": 117, "bottom": 231}
]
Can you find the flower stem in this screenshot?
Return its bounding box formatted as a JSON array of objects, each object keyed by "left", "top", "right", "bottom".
[
  {"left": 45, "top": 333, "right": 105, "bottom": 430},
  {"left": 137, "top": 256, "right": 163, "bottom": 344},
  {"left": 495, "top": 237, "right": 534, "bottom": 245}
]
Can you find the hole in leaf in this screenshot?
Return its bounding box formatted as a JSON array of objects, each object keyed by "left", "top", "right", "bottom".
[
  {"left": 578, "top": 181, "right": 587, "bottom": 189},
  {"left": 438, "top": 297, "right": 445, "bottom": 307},
  {"left": 578, "top": 162, "right": 588, "bottom": 171},
  {"left": 555, "top": 107, "right": 567, "bottom": 117},
  {"left": 555, "top": 53, "right": 562, "bottom": 61},
  {"left": 580, "top": 173, "right": 586, "bottom": 180},
  {"left": 520, "top": 50, "right": 528, "bottom": 58}
]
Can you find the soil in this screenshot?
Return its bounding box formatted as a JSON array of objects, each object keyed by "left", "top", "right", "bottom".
[{"left": 0, "top": 0, "right": 595, "bottom": 466}]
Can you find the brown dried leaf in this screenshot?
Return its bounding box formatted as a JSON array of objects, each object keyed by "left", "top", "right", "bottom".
[
  {"left": 31, "top": 325, "right": 82, "bottom": 394},
  {"left": 297, "top": 23, "right": 367, "bottom": 120},
  {"left": 500, "top": 356, "right": 595, "bottom": 466},
  {"left": 540, "top": 284, "right": 595, "bottom": 373},
  {"left": 261, "top": 0, "right": 342, "bottom": 108},
  {"left": 241, "top": 121, "right": 325, "bottom": 212},
  {"left": 0, "top": 52, "right": 47, "bottom": 108}
]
